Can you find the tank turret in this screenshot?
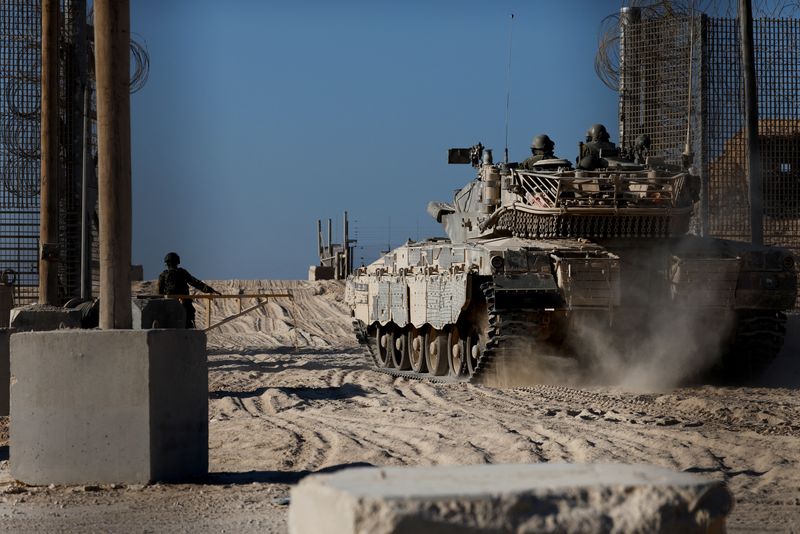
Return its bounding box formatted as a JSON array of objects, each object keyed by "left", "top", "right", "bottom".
[{"left": 436, "top": 140, "right": 697, "bottom": 243}]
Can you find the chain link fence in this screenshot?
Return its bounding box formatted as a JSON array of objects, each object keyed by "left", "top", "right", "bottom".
[
  {"left": 618, "top": 9, "right": 800, "bottom": 309},
  {"left": 0, "top": 0, "right": 92, "bottom": 304},
  {"left": 0, "top": 0, "right": 45, "bottom": 303}
]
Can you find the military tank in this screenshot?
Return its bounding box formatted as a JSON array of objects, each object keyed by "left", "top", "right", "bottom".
[{"left": 345, "top": 130, "right": 797, "bottom": 385}]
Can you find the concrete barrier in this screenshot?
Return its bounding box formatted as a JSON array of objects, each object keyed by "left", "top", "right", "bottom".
[
  {"left": 0, "top": 329, "right": 10, "bottom": 416},
  {"left": 0, "top": 285, "right": 13, "bottom": 328},
  {"left": 289, "top": 463, "right": 733, "bottom": 534},
  {"left": 10, "top": 305, "right": 82, "bottom": 331},
  {"left": 10, "top": 329, "right": 207, "bottom": 485},
  {"left": 131, "top": 298, "right": 186, "bottom": 329}
]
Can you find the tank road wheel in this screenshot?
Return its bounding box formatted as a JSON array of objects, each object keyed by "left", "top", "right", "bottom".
[
  {"left": 426, "top": 328, "right": 450, "bottom": 376},
  {"left": 465, "top": 326, "right": 483, "bottom": 376},
  {"left": 448, "top": 327, "right": 468, "bottom": 378},
  {"left": 374, "top": 324, "right": 394, "bottom": 368},
  {"left": 391, "top": 328, "right": 412, "bottom": 370},
  {"left": 408, "top": 326, "right": 428, "bottom": 374}
]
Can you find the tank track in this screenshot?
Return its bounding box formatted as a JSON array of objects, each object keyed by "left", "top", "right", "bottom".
[
  {"left": 720, "top": 310, "right": 788, "bottom": 379},
  {"left": 352, "top": 280, "right": 550, "bottom": 385}
]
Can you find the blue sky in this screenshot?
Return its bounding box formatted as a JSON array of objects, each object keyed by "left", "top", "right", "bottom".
[{"left": 130, "top": 1, "right": 620, "bottom": 280}]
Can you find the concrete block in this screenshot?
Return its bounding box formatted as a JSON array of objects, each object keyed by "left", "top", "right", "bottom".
[
  {"left": 131, "top": 298, "right": 186, "bottom": 329},
  {"left": 0, "top": 329, "right": 10, "bottom": 416},
  {"left": 130, "top": 264, "right": 144, "bottom": 281},
  {"left": 10, "top": 329, "right": 207, "bottom": 485},
  {"left": 10, "top": 305, "right": 82, "bottom": 331},
  {"left": 0, "top": 285, "right": 13, "bottom": 328},
  {"left": 289, "top": 463, "right": 733, "bottom": 534}
]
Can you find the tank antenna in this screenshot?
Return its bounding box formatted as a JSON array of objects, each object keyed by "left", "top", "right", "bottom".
[{"left": 504, "top": 13, "right": 514, "bottom": 164}]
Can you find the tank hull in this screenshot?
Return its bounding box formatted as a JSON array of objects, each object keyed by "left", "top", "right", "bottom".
[{"left": 346, "top": 235, "right": 796, "bottom": 384}]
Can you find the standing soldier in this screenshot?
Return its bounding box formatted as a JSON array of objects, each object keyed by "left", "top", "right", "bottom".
[
  {"left": 518, "top": 134, "right": 556, "bottom": 170},
  {"left": 158, "top": 252, "right": 220, "bottom": 328}
]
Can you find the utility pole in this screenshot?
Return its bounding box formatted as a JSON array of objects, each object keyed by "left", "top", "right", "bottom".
[
  {"left": 327, "top": 219, "right": 333, "bottom": 262},
  {"left": 343, "top": 211, "right": 350, "bottom": 278},
  {"left": 95, "top": 0, "right": 132, "bottom": 328},
  {"left": 39, "top": 0, "right": 59, "bottom": 305},
  {"left": 739, "top": 0, "right": 763, "bottom": 246},
  {"left": 316, "top": 219, "right": 323, "bottom": 261}
]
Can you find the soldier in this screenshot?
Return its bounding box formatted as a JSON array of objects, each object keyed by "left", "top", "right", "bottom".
[
  {"left": 577, "top": 123, "right": 620, "bottom": 170},
  {"left": 158, "top": 252, "right": 220, "bottom": 328},
  {"left": 632, "top": 134, "right": 651, "bottom": 165},
  {"left": 518, "top": 134, "right": 556, "bottom": 170}
]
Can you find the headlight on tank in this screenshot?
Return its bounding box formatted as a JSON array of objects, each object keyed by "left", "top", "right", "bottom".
[{"left": 783, "top": 255, "right": 795, "bottom": 271}]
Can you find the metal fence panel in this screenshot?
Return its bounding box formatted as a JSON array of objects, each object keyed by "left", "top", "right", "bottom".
[
  {"left": 619, "top": 13, "right": 800, "bottom": 309},
  {"left": 0, "top": 0, "right": 42, "bottom": 303},
  {"left": 0, "top": 0, "right": 89, "bottom": 304},
  {"left": 618, "top": 14, "right": 703, "bottom": 169},
  {"left": 703, "top": 17, "right": 800, "bottom": 307}
]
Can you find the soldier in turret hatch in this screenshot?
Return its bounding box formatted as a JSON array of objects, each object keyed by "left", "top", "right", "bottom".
[
  {"left": 631, "top": 134, "right": 651, "bottom": 165},
  {"left": 577, "top": 123, "right": 620, "bottom": 170},
  {"left": 158, "top": 252, "right": 220, "bottom": 328},
  {"left": 518, "top": 134, "right": 556, "bottom": 170}
]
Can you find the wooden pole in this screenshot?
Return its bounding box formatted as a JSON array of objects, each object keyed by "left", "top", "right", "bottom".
[
  {"left": 39, "top": 0, "right": 59, "bottom": 305},
  {"left": 739, "top": 0, "right": 763, "bottom": 246},
  {"left": 95, "top": 0, "right": 132, "bottom": 329}
]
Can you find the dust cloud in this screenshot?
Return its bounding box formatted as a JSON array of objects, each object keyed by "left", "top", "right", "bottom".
[
  {"left": 567, "top": 304, "right": 735, "bottom": 391},
  {"left": 488, "top": 301, "right": 737, "bottom": 392}
]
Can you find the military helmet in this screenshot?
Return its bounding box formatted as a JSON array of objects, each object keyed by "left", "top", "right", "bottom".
[
  {"left": 531, "top": 134, "right": 554, "bottom": 151},
  {"left": 635, "top": 134, "right": 651, "bottom": 149},
  {"left": 589, "top": 123, "right": 609, "bottom": 142},
  {"left": 164, "top": 252, "right": 180, "bottom": 266}
]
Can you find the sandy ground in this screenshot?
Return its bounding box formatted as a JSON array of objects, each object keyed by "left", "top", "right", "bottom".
[{"left": 0, "top": 280, "right": 798, "bottom": 532}]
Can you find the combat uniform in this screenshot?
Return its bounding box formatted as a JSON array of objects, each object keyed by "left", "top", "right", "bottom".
[
  {"left": 577, "top": 124, "right": 619, "bottom": 170},
  {"left": 158, "top": 267, "right": 216, "bottom": 328},
  {"left": 518, "top": 150, "right": 555, "bottom": 170}
]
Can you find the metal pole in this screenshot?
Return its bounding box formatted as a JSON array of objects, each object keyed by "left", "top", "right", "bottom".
[
  {"left": 95, "top": 0, "right": 132, "bottom": 329},
  {"left": 316, "top": 219, "right": 322, "bottom": 261},
  {"left": 327, "top": 218, "right": 333, "bottom": 260},
  {"left": 343, "top": 211, "right": 349, "bottom": 277},
  {"left": 699, "top": 14, "right": 710, "bottom": 237},
  {"left": 618, "top": 7, "right": 641, "bottom": 150},
  {"left": 39, "top": 0, "right": 60, "bottom": 305},
  {"left": 80, "top": 84, "right": 92, "bottom": 300},
  {"left": 739, "top": 0, "right": 763, "bottom": 246},
  {"left": 74, "top": 0, "right": 91, "bottom": 301},
  {"left": 68, "top": 0, "right": 89, "bottom": 301}
]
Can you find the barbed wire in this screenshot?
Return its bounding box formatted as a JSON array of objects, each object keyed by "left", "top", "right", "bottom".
[
  {"left": 596, "top": 0, "right": 800, "bottom": 90},
  {"left": 87, "top": 9, "right": 151, "bottom": 94},
  {"left": 128, "top": 34, "right": 150, "bottom": 94}
]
